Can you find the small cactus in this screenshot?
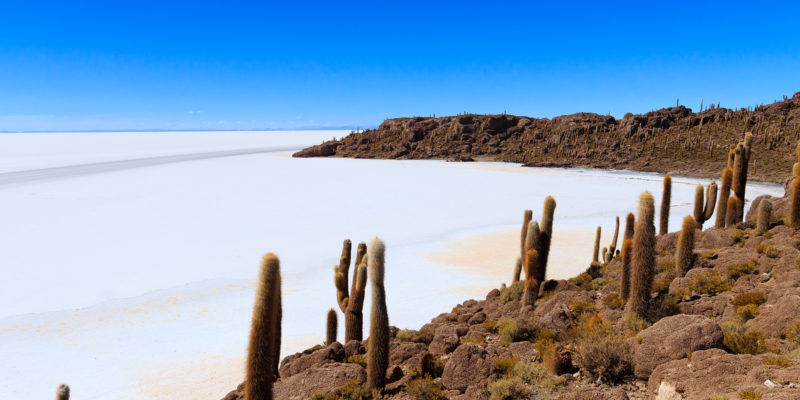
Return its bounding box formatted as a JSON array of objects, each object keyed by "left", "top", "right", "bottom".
[
  {"left": 608, "top": 216, "right": 620, "bottom": 259},
  {"left": 621, "top": 239, "right": 633, "bottom": 300},
  {"left": 367, "top": 238, "right": 389, "bottom": 391},
  {"left": 245, "top": 253, "right": 282, "bottom": 400},
  {"left": 725, "top": 195, "right": 741, "bottom": 228},
  {"left": 592, "top": 226, "right": 602, "bottom": 263},
  {"left": 659, "top": 175, "right": 671, "bottom": 235},
  {"left": 536, "top": 196, "right": 556, "bottom": 284},
  {"left": 675, "top": 216, "right": 698, "bottom": 276},
  {"left": 523, "top": 249, "right": 539, "bottom": 306},
  {"left": 334, "top": 239, "right": 353, "bottom": 312},
  {"left": 791, "top": 177, "right": 800, "bottom": 228},
  {"left": 626, "top": 192, "right": 656, "bottom": 318},
  {"left": 624, "top": 213, "right": 635, "bottom": 241},
  {"left": 57, "top": 384, "right": 70, "bottom": 400},
  {"left": 693, "top": 182, "right": 717, "bottom": 228},
  {"left": 715, "top": 167, "right": 733, "bottom": 228},
  {"left": 520, "top": 209, "right": 533, "bottom": 261},
  {"left": 756, "top": 199, "right": 772, "bottom": 234},
  {"left": 326, "top": 308, "right": 337, "bottom": 346}
]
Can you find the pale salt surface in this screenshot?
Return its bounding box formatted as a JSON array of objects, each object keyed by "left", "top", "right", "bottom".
[{"left": 0, "top": 130, "right": 784, "bottom": 399}]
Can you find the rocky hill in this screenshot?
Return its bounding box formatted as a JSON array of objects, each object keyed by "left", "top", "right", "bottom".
[{"left": 294, "top": 92, "right": 800, "bottom": 183}]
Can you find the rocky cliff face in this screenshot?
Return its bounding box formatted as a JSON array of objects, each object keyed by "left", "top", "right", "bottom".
[{"left": 295, "top": 92, "right": 800, "bottom": 183}]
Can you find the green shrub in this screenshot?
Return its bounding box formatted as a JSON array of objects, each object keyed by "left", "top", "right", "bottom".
[
  {"left": 500, "top": 281, "right": 524, "bottom": 303},
  {"left": 460, "top": 335, "right": 486, "bottom": 345},
  {"left": 762, "top": 355, "right": 790, "bottom": 368},
  {"left": 727, "top": 260, "right": 758, "bottom": 280},
  {"left": 657, "top": 258, "right": 675, "bottom": 273},
  {"left": 569, "top": 299, "right": 596, "bottom": 315},
  {"left": 493, "top": 356, "right": 518, "bottom": 376},
  {"left": 732, "top": 291, "right": 766, "bottom": 307},
  {"left": 346, "top": 354, "right": 367, "bottom": 368},
  {"left": 510, "top": 362, "right": 563, "bottom": 392},
  {"left": 652, "top": 274, "right": 674, "bottom": 293},
  {"left": 602, "top": 292, "right": 625, "bottom": 309},
  {"left": 736, "top": 304, "right": 760, "bottom": 321},
  {"left": 486, "top": 376, "right": 527, "bottom": 400},
  {"left": 738, "top": 389, "right": 762, "bottom": 400},
  {"left": 396, "top": 328, "right": 435, "bottom": 345},
  {"left": 784, "top": 320, "right": 800, "bottom": 343},
  {"left": 498, "top": 318, "right": 539, "bottom": 346},
  {"left": 689, "top": 270, "right": 732, "bottom": 294},
  {"left": 721, "top": 321, "right": 770, "bottom": 355},
  {"left": 572, "top": 335, "right": 633, "bottom": 383},
  {"left": 569, "top": 273, "right": 593, "bottom": 290},
  {"left": 731, "top": 229, "right": 745, "bottom": 243},
  {"left": 404, "top": 377, "right": 446, "bottom": 400},
  {"left": 700, "top": 249, "right": 718, "bottom": 260},
  {"left": 303, "top": 344, "right": 326, "bottom": 354},
  {"left": 482, "top": 319, "right": 498, "bottom": 333},
  {"left": 339, "top": 380, "right": 373, "bottom": 400},
  {"left": 765, "top": 247, "right": 781, "bottom": 258}
]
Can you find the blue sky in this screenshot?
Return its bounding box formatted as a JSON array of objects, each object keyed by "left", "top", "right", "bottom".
[{"left": 1, "top": 1, "right": 799, "bottom": 131}]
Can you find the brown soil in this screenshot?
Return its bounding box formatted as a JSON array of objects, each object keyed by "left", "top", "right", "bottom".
[{"left": 295, "top": 92, "right": 800, "bottom": 183}]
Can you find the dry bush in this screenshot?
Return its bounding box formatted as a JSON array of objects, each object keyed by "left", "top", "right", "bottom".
[
  {"left": 732, "top": 291, "right": 766, "bottom": 307},
  {"left": 572, "top": 335, "right": 633, "bottom": 383},
  {"left": 689, "top": 270, "right": 732, "bottom": 294}
]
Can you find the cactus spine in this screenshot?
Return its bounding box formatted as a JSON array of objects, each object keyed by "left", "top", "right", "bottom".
[
  {"left": 756, "top": 199, "right": 772, "bottom": 234},
  {"left": 675, "top": 216, "right": 697, "bottom": 276},
  {"left": 791, "top": 177, "right": 800, "bottom": 228},
  {"left": 245, "top": 253, "right": 282, "bottom": 400},
  {"left": 659, "top": 175, "right": 671, "bottom": 235},
  {"left": 715, "top": 167, "right": 733, "bottom": 228},
  {"left": 326, "top": 308, "right": 337, "bottom": 345},
  {"left": 608, "top": 216, "right": 620, "bottom": 259},
  {"left": 624, "top": 213, "right": 635, "bottom": 241},
  {"left": 522, "top": 249, "right": 539, "bottom": 306},
  {"left": 621, "top": 239, "right": 632, "bottom": 300},
  {"left": 367, "top": 238, "right": 389, "bottom": 391},
  {"left": 592, "top": 226, "right": 601, "bottom": 263},
  {"left": 512, "top": 257, "right": 522, "bottom": 284},
  {"left": 57, "top": 384, "right": 70, "bottom": 400},
  {"left": 626, "top": 192, "right": 655, "bottom": 318}
]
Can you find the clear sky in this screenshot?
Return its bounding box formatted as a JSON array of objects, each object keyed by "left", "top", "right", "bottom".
[{"left": 1, "top": 1, "right": 799, "bottom": 131}]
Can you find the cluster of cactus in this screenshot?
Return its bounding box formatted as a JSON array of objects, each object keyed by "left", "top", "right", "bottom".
[
  {"left": 626, "top": 192, "right": 656, "bottom": 318},
  {"left": 245, "top": 253, "right": 283, "bottom": 400},
  {"left": 334, "top": 240, "right": 369, "bottom": 342},
  {"left": 717, "top": 133, "right": 753, "bottom": 227},
  {"left": 693, "top": 181, "right": 717, "bottom": 229},
  {"left": 675, "top": 216, "right": 698, "bottom": 276},
  {"left": 659, "top": 175, "right": 671, "bottom": 235},
  {"left": 518, "top": 197, "right": 557, "bottom": 306}
]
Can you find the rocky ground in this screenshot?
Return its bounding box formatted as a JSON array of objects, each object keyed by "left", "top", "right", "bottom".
[
  {"left": 221, "top": 180, "right": 800, "bottom": 399},
  {"left": 294, "top": 92, "right": 800, "bottom": 184}
]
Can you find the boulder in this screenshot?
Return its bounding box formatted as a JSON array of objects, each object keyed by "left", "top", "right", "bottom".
[
  {"left": 441, "top": 344, "right": 493, "bottom": 392},
  {"left": 274, "top": 362, "right": 366, "bottom": 400},
  {"left": 632, "top": 314, "right": 723, "bottom": 379},
  {"left": 279, "top": 342, "right": 345, "bottom": 378},
  {"left": 429, "top": 324, "right": 468, "bottom": 356}
]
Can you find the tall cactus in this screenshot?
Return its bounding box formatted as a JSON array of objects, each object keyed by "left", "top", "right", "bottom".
[
  {"left": 715, "top": 167, "right": 733, "bottom": 228},
  {"left": 592, "top": 226, "right": 601, "bottom": 263},
  {"left": 725, "top": 195, "right": 741, "bottom": 228},
  {"left": 367, "top": 238, "right": 389, "bottom": 391},
  {"left": 659, "top": 175, "right": 672, "bottom": 235},
  {"left": 345, "top": 261, "right": 367, "bottom": 342},
  {"left": 626, "top": 192, "right": 655, "bottom": 318},
  {"left": 536, "top": 196, "right": 556, "bottom": 284},
  {"left": 621, "top": 239, "right": 632, "bottom": 300},
  {"left": 334, "top": 239, "right": 353, "bottom": 312},
  {"left": 608, "top": 216, "right": 620, "bottom": 259},
  {"left": 520, "top": 209, "right": 533, "bottom": 261},
  {"left": 756, "top": 199, "right": 772, "bottom": 234},
  {"left": 791, "top": 177, "right": 800, "bottom": 228},
  {"left": 57, "top": 384, "right": 70, "bottom": 400},
  {"left": 522, "top": 249, "right": 539, "bottom": 306},
  {"left": 326, "top": 308, "right": 337, "bottom": 346},
  {"left": 624, "top": 213, "right": 635, "bottom": 241},
  {"left": 335, "top": 240, "right": 368, "bottom": 342},
  {"left": 731, "top": 139, "right": 751, "bottom": 222},
  {"left": 245, "top": 253, "right": 282, "bottom": 400},
  {"left": 675, "top": 216, "right": 698, "bottom": 276},
  {"left": 512, "top": 257, "right": 522, "bottom": 284}
]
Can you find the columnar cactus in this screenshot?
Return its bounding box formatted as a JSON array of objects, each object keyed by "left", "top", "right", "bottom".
[
  {"left": 536, "top": 196, "right": 556, "bottom": 284},
  {"left": 715, "top": 167, "right": 733, "bottom": 228},
  {"left": 523, "top": 249, "right": 539, "bottom": 306},
  {"left": 335, "top": 240, "right": 368, "bottom": 342},
  {"left": 626, "top": 192, "right": 655, "bottom": 318},
  {"left": 659, "top": 175, "right": 671, "bottom": 235},
  {"left": 245, "top": 253, "right": 282, "bottom": 400},
  {"left": 624, "top": 213, "right": 635, "bottom": 241},
  {"left": 621, "top": 239, "right": 632, "bottom": 300},
  {"left": 520, "top": 209, "right": 533, "bottom": 261},
  {"left": 367, "top": 238, "right": 389, "bottom": 391},
  {"left": 731, "top": 138, "right": 751, "bottom": 222},
  {"left": 512, "top": 257, "right": 522, "bottom": 284},
  {"left": 756, "top": 199, "right": 773, "bottom": 234},
  {"left": 524, "top": 220, "right": 540, "bottom": 257},
  {"left": 675, "top": 216, "right": 698, "bottom": 276},
  {"left": 326, "top": 308, "right": 337, "bottom": 345},
  {"left": 334, "top": 239, "right": 353, "bottom": 312},
  {"left": 693, "top": 181, "right": 717, "bottom": 229},
  {"left": 608, "top": 216, "right": 620, "bottom": 259},
  {"left": 57, "top": 384, "right": 70, "bottom": 400},
  {"left": 725, "top": 195, "right": 741, "bottom": 228},
  {"left": 791, "top": 177, "right": 800, "bottom": 228},
  {"left": 592, "top": 226, "right": 601, "bottom": 263}
]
